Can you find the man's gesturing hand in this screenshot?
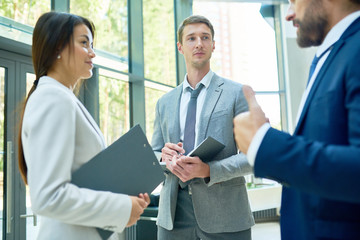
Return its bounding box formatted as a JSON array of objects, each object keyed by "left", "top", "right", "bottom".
[{"left": 233, "top": 85, "right": 267, "bottom": 154}]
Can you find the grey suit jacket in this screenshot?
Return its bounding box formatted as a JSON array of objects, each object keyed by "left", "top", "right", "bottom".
[{"left": 151, "top": 73, "right": 255, "bottom": 233}]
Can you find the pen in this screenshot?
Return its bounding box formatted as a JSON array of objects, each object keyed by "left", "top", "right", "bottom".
[{"left": 178, "top": 140, "right": 184, "bottom": 156}]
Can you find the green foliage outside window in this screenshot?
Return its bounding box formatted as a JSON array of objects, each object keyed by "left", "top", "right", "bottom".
[
  {"left": 71, "top": 0, "right": 130, "bottom": 144},
  {"left": 143, "top": 0, "right": 176, "bottom": 86},
  {"left": 0, "top": 0, "right": 50, "bottom": 26},
  {"left": 99, "top": 75, "right": 129, "bottom": 145},
  {"left": 70, "top": 0, "right": 128, "bottom": 59}
]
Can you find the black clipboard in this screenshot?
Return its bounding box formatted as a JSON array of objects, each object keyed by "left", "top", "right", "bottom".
[{"left": 71, "top": 124, "right": 165, "bottom": 239}]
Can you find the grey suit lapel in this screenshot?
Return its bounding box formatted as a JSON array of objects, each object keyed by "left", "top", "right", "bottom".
[
  {"left": 169, "top": 85, "right": 183, "bottom": 143},
  {"left": 197, "top": 74, "right": 224, "bottom": 142}
]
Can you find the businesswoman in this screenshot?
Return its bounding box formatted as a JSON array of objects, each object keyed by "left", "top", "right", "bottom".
[{"left": 18, "top": 12, "right": 149, "bottom": 239}]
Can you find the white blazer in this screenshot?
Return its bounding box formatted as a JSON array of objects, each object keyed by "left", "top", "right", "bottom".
[{"left": 22, "top": 76, "right": 131, "bottom": 240}]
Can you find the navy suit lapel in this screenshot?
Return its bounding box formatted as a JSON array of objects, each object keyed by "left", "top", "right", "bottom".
[
  {"left": 339, "top": 16, "right": 360, "bottom": 40},
  {"left": 294, "top": 41, "right": 344, "bottom": 134},
  {"left": 197, "top": 74, "right": 223, "bottom": 142},
  {"left": 294, "top": 17, "right": 360, "bottom": 135}
]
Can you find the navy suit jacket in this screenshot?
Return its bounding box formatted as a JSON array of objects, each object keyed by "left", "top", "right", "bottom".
[{"left": 254, "top": 17, "right": 360, "bottom": 239}]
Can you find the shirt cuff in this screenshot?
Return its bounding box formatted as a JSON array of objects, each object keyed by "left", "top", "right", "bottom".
[{"left": 246, "top": 123, "right": 271, "bottom": 166}]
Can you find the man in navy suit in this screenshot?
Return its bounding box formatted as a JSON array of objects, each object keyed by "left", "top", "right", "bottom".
[{"left": 234, "top": 0, "right": 360, "bottom": 239}]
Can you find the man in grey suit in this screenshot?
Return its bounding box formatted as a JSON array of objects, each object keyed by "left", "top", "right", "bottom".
[{"left": 151, "top": 15, "right": 254, "bottom": 240}]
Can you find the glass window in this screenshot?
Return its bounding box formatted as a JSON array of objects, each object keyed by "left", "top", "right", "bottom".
[
  {"left": 70, "top": 0, "right": 128, "bottom": 72},
  {"left": 0, "top": 0, "right": 49, "bottom": 44},
  {"left": 256, "top": 94, "right": 282, "bottom": 130},
  {"left": 144, "top": 82, "right": 170, "bottom": 142},
  {"left": 0, "top": 18, "right": 33, "bottom": 45},
  {"left": 193, "top": 2, "right": 279, "bottom": 91},
  {"left": 26, "top": 73, "right": 35, "bottom": 95},
  {"left": 193, "top": 1, "right": 282, "bottom": 130},
  {"left": 99, "top": 69, "right": 130, "bottom": 145},
  {"left": 143, "top": 0, "right": 176, "bottom": 86},
  {"left": 0, "top": 0, "right": 50, "bottom": 27},
  {"left": 0, "top": 67, "right": 5, "bottom": 234}
]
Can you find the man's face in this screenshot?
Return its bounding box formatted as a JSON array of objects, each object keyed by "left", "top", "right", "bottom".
[
  {"left": 177, "top": 23, "right": 215, "bottom": 70},
  {"left": 286, "top": 0, "right": 329, "bottom": 47}
]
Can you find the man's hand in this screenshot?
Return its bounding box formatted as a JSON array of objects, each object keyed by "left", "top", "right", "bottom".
[
  {"left": 161, "top": 142, "right": 185, "bottom": 162},
  {"left": 233, "top": 85, "right": 267, "bottom": 154},
  {"left": 126, "top": 193, "right": 150, "bottom": 227},
  {"left": 165, "top": 155, "right": 210, "bottom": 182}
]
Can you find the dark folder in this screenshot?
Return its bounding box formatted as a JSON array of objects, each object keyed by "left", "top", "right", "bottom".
[
  {"left": 160, "top": 136, "right": 225, "bottom": 170},
  {"left": 71, "top": 124, "right": 165, "bottom": 240},
  {"left": 188, "top": 136, "right": 225, "bottom": 162}
]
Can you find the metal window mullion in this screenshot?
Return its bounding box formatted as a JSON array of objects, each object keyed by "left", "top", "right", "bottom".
[
  {"left": 51, "top": 0, "right": 70, "bottom": 12},
  {"left": 274, "top": 4, "right": 289, "bottom": 133},
  {"left": 128, "top": 0, "right": 146, "bottom": 130}
]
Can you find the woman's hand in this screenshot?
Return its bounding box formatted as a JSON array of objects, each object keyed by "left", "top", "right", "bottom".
[{"left": 126, "top": 193, "right": 150, "bottom": 227}]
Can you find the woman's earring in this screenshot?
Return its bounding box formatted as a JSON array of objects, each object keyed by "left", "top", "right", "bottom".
[{"left": 57, "top": 55, "right": 61, "bottom": 59}]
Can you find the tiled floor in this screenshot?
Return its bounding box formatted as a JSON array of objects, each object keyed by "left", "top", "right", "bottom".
[{"left": 252, "top": 222, "right": 281, "bottom": 240}]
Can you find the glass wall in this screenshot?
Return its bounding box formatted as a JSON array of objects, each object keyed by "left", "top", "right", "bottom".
[
  {"left": 144, "top": 82, "right": 171, "bottom": 142},
  {"left": 143, "top": 0, "right": 176, "bottom": 86},
  {"left": 143, "top": 0, "right": 176, "bottom": 139},
  {"left": 1, "top": 0, "right": 176, "bottom": 146},
  {"left": 99, "top": 69, "right": 130, "bottom": 145},
  {"left": 70, "top": 0, "right": 129, "bottom": 72},
  {"left": 193, "top": 1, "right": 282, "bottom": 130},
  {"left": 0, "top": 1, "right": 49, "bottom": 45},
  {"left": 257, "top": 94, "right": 282, "bottom": 130},
  {"left": 0, "top": 0, "right": 50, "bottom": 27}
]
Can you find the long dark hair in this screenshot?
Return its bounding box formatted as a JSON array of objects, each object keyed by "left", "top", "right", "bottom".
[{"left": 18, "top": 12, "right": 95, "bottom": 184}]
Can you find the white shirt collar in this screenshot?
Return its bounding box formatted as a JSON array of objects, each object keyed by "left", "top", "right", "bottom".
[
  {"left": 317, "top": 11, "right": 360, "bottom": 57},
  {"left": 182, "top": 69, "right": 214, "bottom": 91}
]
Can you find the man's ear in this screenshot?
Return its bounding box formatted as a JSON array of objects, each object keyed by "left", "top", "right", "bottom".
[
  {"left": 212, "top": 40, "right": 215, "bottom": 52},
  {"left": 177, "top": 42, "right": 184, "bottom": 54}
]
